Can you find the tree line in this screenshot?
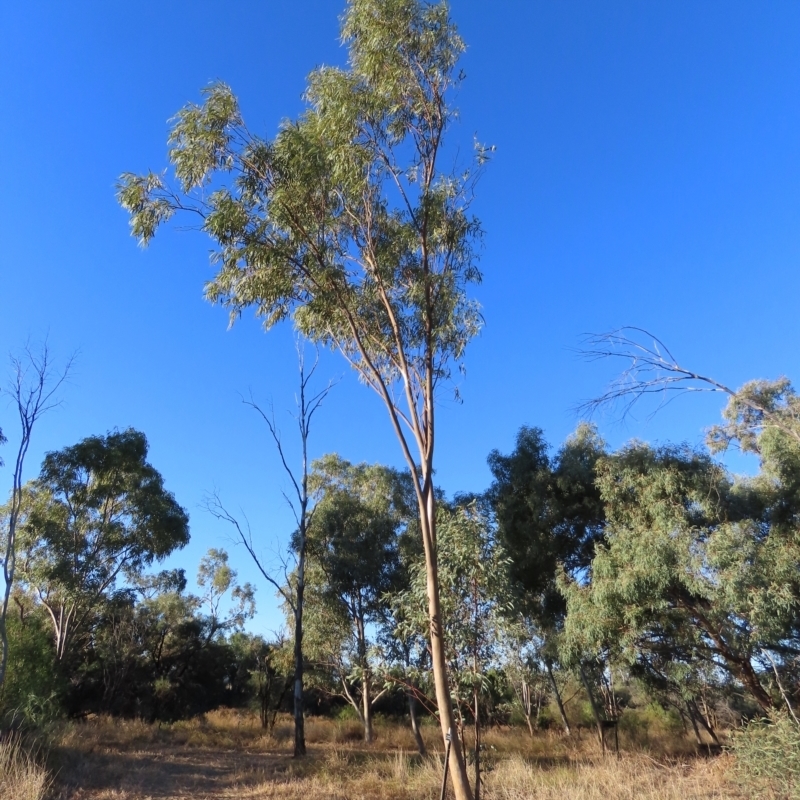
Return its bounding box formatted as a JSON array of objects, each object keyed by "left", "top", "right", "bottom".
[{"left": 3, "top": 370, "right": 799, "bottom": 780}]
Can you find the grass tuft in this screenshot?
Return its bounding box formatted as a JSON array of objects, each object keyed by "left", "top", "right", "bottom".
[{"left": 0, "top": 734, "right": 50, "bottom": 800}]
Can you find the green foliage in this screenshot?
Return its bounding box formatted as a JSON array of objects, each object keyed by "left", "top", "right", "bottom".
[
  {"left": 392, "top": 503, "right": 512, "bottom": 711},
  {"left": 118, "top": 0, "right": 485, "bottom": 410},
  {"left": 13, "top": 428, "right": 190, "bottom": 662},
  {"left": 487, "top": 423, "right": 606, "bottom": 628},
  {"left": 306, "top": 455, "right": 410, "bottom": 619},
  {"left": 708, "top": 377, "right": 800, "bottom": 458},
  {"left": 560, "top": 440, "right": 800, "bottom": 711},
  {"left": 617, "top": 702, "right": 684, "bottom": 748},
  {"left": 0, "top": 604, "right": 63, "bottom": 726},
  {"left": 730, "top": 712, "right": 800, "bottom": 799}
]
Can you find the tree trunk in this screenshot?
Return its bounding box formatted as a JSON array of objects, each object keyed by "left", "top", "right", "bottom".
[
  {"left": 408, "top": 686, "right": 427, "bottom": 757},
  {"left": 579, "top": 665, "right": 606, "bottom": 755},
  {"left": 522, "top": 680, "right": 535, "bottom": 738},
  {"left": 473, "top": 686, "right": 481, "bottom": 800},
  {"left": 690, "top": 699, "right": 720, "bottom": 746},
  {"left": 421, "top": 486, "right": 474, "bottom": 800},
  {"left": 546, "top": 661, "right": 571, "bottom": 736},
  {"left": 362, "top": 668, "right": 373, "bottom": 744},
  {"left": 293, "top": 535, "right": 306, "bottom": 757},
  {"left": 685, "top": 700, "right": 703, "bottom": 746}
]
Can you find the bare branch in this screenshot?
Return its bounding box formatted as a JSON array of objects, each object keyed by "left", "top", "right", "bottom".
[
  {"left": 575, "top": 327, "right": 735, "bottom": 421},
  {"left": 244, "top": 395, "right": 304, "bottom": 508},
  {"left": 203, "top": 490, "right": 296, "bottom": 614}
]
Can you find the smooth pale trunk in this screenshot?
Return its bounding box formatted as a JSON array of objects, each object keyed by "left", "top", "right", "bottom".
[
  {"left": 579, "top": 665, "right": 606, "bottom": 754},
  {"left": 362, "top": 669, "right": 373, "bottom": 744},
  {"left": 473, "top": 686, "right": 481, "bottom": 800},
  {"left": 420, "top": 489, "right": 474, "bottom": 800},
  {"left": 522, "top": 682, "right": 535, "bottom": 738}
]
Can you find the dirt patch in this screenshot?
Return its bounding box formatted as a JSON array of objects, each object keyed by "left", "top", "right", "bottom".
[{"left": 54, "top": 745, "right": 296, "bottom": 800}]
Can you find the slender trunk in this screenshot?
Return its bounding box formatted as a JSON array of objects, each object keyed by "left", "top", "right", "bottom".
[
  {"left": 740, "top": 666, "right": 773, "bottom": 711},
  {"left": 546, "top": 661, "right": 571, "bottom": 735},
  {"left": 685, "top": 700, "right": 703, "bottom": 745},
  {"left": 473, "top": 686, "right": 481, "bottom": 800},
  {"left": 362, "top": 668, "right": 373, "bottom": 744},
  {"left": 408, "top": 686, "right": 427, "bottom": 756},
  {"left": 293, "top": 529, "right": 306, "bottom": 757},
  {"left": 354, "top": 612, "right": 373, "bottom": 744},
  {"left": 421, "top": 485, "right": 473, "bottom": 800},
  {"left": 520, "top": 678, "right": 539, "bottom": 739},
  {"left": 579, "top": 665, "right": 606, "bottom": 754},
  {"left": 522, "top": 680, "right": 535, "bottom": 738},
  {"left": 690, "top": 699, "right": 720, "bottom": 746}
]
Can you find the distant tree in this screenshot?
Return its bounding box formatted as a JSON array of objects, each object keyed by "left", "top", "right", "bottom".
[
  {"left": 14, "top": 428, "right": 189, "bottom": 663},
  {"left": 196, "top": 548, "right": 255, "bottom": 642},
  {"left": 579, "top": 327, "right": 800, "bottom": 454},
  {"left": 227, "top": 632, "right": 292, "bottom": 732},
  {"left": 86, "top": 551, "right": 253, "bottom": 720},
  {"left": 206, "top": 347, "right": 332, "bottom": 757},
  {"left": 304, "top": 455, "right": 409, "bottom": 742},
  {"left": 0, "top": 342, "right": 73, "bottom": 691},
  {"left": 119, "top": 0, "right": 487, "bottom": 791},
  {"left": 579, "top": 327, "right": 800, "bottom": 720},
  {"left": 486, "top": 423, "right": 607, "bottom": 734}
]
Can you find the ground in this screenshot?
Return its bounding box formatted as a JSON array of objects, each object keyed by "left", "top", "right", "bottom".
[{"left": 44, "top": 711, "right": 745, "bottom": 800}]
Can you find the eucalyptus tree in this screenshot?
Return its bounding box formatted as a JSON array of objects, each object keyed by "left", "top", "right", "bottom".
[
  {"left": 486, "top": 423, "right": 607, "bottom": 733},
  {"left": 304, "top": 454, "right": 409, "bottom": 743},
  {"left": 580, "top": 328, "right": 800, "bottom": 717},
  {"left": 118, "top": 1, "right": 486, "bottom": 792},
  {"left": 560, "top": 441, "right": 800, "bottom": 713},
  {"left": 14, "top": 428, "right": 189, "bottom": 664}
]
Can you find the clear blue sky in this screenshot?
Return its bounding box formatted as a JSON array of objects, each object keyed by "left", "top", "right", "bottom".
[{"left": 2, "top": 1, "right": 799, "bottom": 634}]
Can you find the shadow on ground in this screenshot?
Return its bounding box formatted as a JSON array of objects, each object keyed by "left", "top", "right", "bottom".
[{"left": 54, "top": 745, "right": 297, "bottom": 799}]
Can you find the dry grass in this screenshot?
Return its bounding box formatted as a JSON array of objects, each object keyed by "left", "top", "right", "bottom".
[
  {"left": 0, "top": 735, "right": 50, "bottom": 800},
  {"left": 49, "top": 711, "right": 745, "bottom": 800}
]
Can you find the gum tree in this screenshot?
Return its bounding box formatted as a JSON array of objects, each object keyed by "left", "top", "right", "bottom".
[
  {"left": 14, "top": 429, "right": 189, "bottom": 663},
  {"left": 118, "top": 1, "right": 486, "bottom": 793},
  {"left": 305, "top": 455, "right": 408, "bottom": 743}
]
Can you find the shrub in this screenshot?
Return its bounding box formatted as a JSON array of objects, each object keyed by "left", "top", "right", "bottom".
[{"left": 730, "top": 710, "right": 800, "bottom": 799}]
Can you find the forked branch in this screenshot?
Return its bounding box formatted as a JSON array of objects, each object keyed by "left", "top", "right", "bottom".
[{"left": 576, "top": 327, "right": 735, "bottom": 420}]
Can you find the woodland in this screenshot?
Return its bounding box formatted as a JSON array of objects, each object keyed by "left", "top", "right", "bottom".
[{"left": 2, "top": 1, "right": 799, "bottom": 799}]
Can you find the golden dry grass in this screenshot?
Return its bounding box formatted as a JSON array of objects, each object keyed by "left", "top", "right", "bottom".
[
  {"left": 0, "top": 734, "right": 50, "bottom": 800},
  {"left": 49, "top": 711, "right": 745, "bottom": 800}
]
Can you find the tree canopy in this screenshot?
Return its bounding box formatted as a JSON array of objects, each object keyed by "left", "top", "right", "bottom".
[{"left": 14, "top": 428, "right": 189, "bottom": 662}]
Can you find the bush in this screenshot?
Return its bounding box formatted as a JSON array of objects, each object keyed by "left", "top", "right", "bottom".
[
  {"left": 730, "top": 710, "right": 800, "bottom": 799},
  {"left": 1, "top": 611, "right": 64, "bottom": 727},
  {"left": 619, "top": 703, "right": 684, "bottom": 749}
]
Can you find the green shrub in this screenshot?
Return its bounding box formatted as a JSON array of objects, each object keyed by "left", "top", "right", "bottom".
[
  {"left": 1, "top": 611, "right": 64, "bottom": 728},
  {"left": 619, "top": 703, "right": 684, "bottom": 748},
  {"left": 335, "top": 704, "right": 359, "bottom": 721},
  {"left": 730, "top": 711, "right": 800, "bottom": 799}
]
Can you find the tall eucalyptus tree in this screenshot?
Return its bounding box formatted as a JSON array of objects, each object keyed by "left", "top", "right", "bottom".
[{"left": 119, "top": 1, "right": 486, "bottom": 793}]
